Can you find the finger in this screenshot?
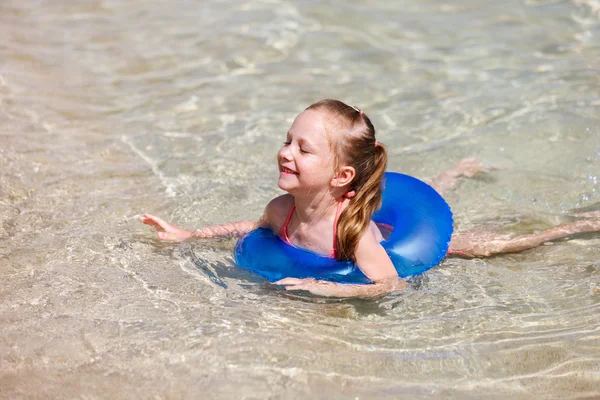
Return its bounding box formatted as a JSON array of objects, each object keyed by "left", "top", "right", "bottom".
[
  {"left": 142, "top": 214, "right": 161, "bottom": 223},
  {"left": 273, "top": 278, "right": 306, "bottom": 285},
  {"left": 283, "top": 284, "right": 309, "bottom": 291},
  {"left": 145, "top": 214, "right": 163, "bottom": 224},
  {"left": 157, "top": 217, "right": 172, "bottom": 227},
  {"left": 140, "top": 214, "right": 155, "bottom": 224},
  {"left": 142, "top": 215, "right": 170, "bottom": 230},
  {"left": 142, "top": 219, "right": 164, "bottom": 230},
  {"left": 140, "top": 214, "right": 152, "bottom": 223},
  {"left": 141, "top": 217, "right": 159, "bottom": 229}
]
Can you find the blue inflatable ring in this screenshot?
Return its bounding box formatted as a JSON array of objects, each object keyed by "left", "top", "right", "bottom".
[{"left": 234, "top": 172, "right": 454, "bottom": 284}]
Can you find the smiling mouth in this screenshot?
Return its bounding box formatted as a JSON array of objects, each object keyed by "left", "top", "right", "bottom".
[{"left": 280, "top": 166, "right": 298, "bottom": 175}]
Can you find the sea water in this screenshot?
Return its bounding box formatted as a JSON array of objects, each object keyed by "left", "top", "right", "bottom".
[{"left": 1, "top": 0, "right": 599, "bottom": 398}]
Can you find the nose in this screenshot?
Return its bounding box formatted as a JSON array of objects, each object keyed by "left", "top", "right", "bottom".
[{"left": 278, "top": 145, "right": 292, "bottom": 161}]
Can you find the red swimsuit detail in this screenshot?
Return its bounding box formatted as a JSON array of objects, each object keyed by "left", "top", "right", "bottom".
[{"left": 279, "top": 201, "right": 344, "bottom": 258}]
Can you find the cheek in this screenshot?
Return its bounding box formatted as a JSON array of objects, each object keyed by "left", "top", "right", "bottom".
[
  {"left": 296, "top": 158, "right": 307, "bottom": 170},
  {"left": 308, "top": 159, "right": 334, "bottom": 180},
  {"left": 318, "top": 155, "right": 335, "bottom": 170}
]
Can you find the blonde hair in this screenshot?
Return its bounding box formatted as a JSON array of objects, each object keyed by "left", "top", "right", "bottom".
[{"left": 306, "top": 99, "right": 388, "bottom": 261}]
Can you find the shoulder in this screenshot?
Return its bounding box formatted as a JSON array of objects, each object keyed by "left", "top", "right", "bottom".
[
  {"left": 266, "top": 193, "right": 294, "bottom": 210},
  {"left": 263, "top": 194, "right": 294, "bottom": 232},
  {"left": 368, "top": 220, "right": 385, "bottom": 242}
]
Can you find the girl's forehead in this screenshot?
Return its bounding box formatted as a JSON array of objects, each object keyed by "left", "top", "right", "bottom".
[{"left": 288, "top": 110, "right": 328, "bottom": 141}]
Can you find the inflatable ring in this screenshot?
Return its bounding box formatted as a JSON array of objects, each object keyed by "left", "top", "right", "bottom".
[{"left": 234, "top": 172, "right": 454, "bottom": 284}]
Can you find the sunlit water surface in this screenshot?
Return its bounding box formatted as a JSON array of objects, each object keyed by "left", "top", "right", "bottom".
[{"left": 1, "top": 0, "right": 600, "bottom": 398}]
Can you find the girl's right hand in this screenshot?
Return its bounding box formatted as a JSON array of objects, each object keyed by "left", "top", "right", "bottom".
[{"left": 139, "top": 213, "right": 192, "bottom": 241}]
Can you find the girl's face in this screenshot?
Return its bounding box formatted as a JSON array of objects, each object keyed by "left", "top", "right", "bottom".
[{"left": 277, "top": 109, "right": 336, "bottom": 195}]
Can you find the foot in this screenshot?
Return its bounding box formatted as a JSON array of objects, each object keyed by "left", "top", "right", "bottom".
[
  {"left": 448, "top": 157, "right": 492, "bottom": 178},
  {"left": 430, "top": 157, "right": 492, "bottom": 194}
]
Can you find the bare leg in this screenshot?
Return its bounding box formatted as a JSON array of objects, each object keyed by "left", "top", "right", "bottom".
[
  {"left": 574, "top": 211, "right": 600, "bottom": 220},
  {"left": 449, "top": 218, "right": 600, "bottom": 258},
  {"left": 430, "top": 159, "right": 600, "bottom": 257},
  {"left": 429, "top": 157, "right": 490, "bottom": 195}
]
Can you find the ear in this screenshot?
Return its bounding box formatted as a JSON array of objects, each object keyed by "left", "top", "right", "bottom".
[{"left": 331, "top": 165, "right": 355, "bottom": 188}]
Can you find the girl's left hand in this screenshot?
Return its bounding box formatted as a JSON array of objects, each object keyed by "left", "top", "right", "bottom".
[{"left": 274, "top": 278, "right": 337, "bottom": 297}]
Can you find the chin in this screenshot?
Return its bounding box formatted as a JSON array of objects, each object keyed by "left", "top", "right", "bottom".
[
  {"left": 277, "top": 178, "right": 291, "bottom": 191},
  {"left": 277, "top": 178, "right": 298, "bottom": 194}
]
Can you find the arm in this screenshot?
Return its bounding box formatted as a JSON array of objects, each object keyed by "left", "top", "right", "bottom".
[
  {"left": 273, "top": 276, "right": 406, "bottom": 298},
  {"left": 139, "top": 213, "right": 264, "bottom": 241},
  {"left": 192, "top": 220, "right": 261, "bottom": 238},
  {"left": 139, "top": 195, "right": 291, "bottom": 241},
  {"left": 275, "top": 228, "right": 406, "bottom": 298}
]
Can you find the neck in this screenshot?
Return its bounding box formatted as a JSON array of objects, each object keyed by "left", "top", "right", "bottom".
[{"left": 291, "top": 189, "right": 343, "bottom": 225}]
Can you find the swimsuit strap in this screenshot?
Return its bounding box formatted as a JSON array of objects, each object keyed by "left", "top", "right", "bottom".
[
  {"left": 279, "top": 203, "right": 296, "bottom": 245},
  {"left": 279, "top": 199, "right": 344, "bottom": 258}
]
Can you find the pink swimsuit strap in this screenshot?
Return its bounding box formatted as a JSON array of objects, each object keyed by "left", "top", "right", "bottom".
[{"left": 279, "top": 200, "right": 344, "bottom": 258}]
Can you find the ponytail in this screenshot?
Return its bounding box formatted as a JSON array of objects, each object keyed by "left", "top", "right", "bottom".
[{"left": 336, "top": 143, "right": 387, "bottom": 261}]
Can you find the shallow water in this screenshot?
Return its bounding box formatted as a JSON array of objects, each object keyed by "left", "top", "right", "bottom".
[{"left": 1, "top": 0, "right": 600, "bottom": 398}]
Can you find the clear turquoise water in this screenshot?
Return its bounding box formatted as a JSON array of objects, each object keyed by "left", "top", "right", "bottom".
[{"left": 1, "top": 1, "right": 599, "bottom": 398}]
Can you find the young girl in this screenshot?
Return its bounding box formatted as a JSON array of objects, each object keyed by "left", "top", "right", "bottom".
[{"left": 141, "top": 99, "right": 600, "bottom": 297}]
